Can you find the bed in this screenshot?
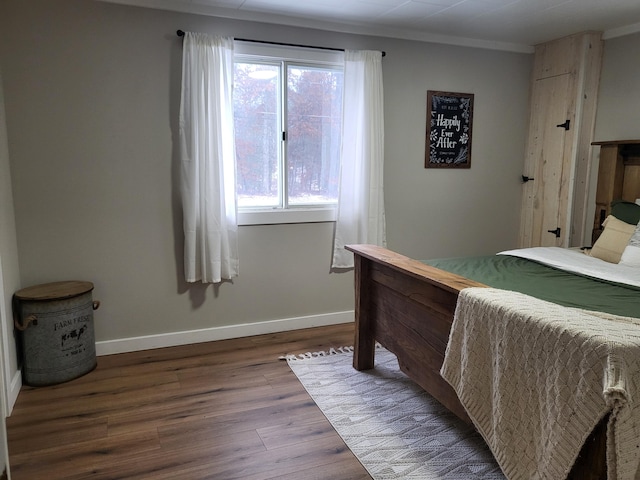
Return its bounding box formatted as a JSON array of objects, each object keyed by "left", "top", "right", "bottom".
[{"left": 346, "top": 204, "right": 640, "bottom": 480}]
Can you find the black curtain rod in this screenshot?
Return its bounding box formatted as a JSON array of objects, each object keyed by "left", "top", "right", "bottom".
[{"left": 176, "top": 30, "right": 385, "bottom": 57}]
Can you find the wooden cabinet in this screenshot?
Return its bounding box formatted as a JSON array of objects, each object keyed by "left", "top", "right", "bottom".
[
  {"left": 519, "top": 32, "right": 603, "bottom": 248},
  {"left": 591, "top": 140, "right": 640, "bottom": 241}
]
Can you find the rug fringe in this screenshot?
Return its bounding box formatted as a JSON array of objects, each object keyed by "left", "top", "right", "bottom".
[
  {"left": 280, "top": 343, "right": 383, "bottom": 362},
  {"left": 280, "top": 346, "right": 354, "bottom": 362}
]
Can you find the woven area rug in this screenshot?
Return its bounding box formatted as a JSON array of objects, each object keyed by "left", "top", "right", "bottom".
[{"left": 285, "top": 347, "right": 505, "bottom": 480}]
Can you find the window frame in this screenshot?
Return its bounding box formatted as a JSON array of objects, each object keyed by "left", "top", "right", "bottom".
[{"left": 233, "top": 42, "right": 344, "bottom": 226}]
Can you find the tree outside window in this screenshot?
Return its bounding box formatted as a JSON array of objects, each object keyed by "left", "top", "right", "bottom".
[{"left": 234, "top": 58, "right": 343, "bottom": 210}]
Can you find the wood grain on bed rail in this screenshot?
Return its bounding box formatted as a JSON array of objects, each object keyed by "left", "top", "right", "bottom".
[{"left": 346, "top": 244, "right": 485, "bottom": 293}]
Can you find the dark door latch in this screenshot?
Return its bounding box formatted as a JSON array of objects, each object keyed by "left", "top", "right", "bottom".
[
  {"left": 547, "top": 227, "right": 561, "bottom": 238},
  {"left": 556, "top": 120, "right": 570, "bottom": 130}
]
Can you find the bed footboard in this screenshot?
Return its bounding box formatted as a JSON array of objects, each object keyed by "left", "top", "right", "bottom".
[
  {"left": 346, "top": 244, "right": 607, "bottom": 480},
  {"left": 348, "top": 244, "right": 484, "bottom": 422}
]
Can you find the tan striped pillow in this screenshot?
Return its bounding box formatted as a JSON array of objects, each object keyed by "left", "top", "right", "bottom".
[{"left": 589, "top": 215, "right": 635, "bottom": 264}]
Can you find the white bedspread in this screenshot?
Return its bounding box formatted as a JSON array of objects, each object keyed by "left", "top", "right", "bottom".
[
  {"left": 441, "top": 287, "right": 640, "bottom": 480},
  {"left": 498, "top": 247, "right": 640, "bottom": 288}
]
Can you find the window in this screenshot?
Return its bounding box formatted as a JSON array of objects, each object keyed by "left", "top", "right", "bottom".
[{"left": 233, "top": 43, "right": 344, "bottom": 224}]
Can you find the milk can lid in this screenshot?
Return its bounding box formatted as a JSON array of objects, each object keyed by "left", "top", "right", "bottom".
[{"left": 15, "top": 281, "right": 94, "bottom": 301}]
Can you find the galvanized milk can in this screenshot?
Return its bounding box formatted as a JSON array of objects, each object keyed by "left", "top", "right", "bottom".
[{"left": 14, "top": 281, "right": 99, "bottom": 386}]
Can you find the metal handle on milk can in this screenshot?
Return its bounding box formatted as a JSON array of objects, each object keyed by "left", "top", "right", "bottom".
[
  {"left": 93, "top": 300, "right": 100, "bottom": 310},
  {"left": 14, "top": 314, "right": 38, "bottom": 331}
]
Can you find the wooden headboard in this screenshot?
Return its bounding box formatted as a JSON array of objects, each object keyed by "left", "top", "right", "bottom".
[{"left": 591, "top": 139, "right": 640, "bottom": 242}]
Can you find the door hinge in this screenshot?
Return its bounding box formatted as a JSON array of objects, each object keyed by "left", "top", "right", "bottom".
[
  {"left": 556, "top": 120, "right": 570, "bottom": 131},
  {"left": 522, "top": 175, "right": 534, "bottom": 183}
]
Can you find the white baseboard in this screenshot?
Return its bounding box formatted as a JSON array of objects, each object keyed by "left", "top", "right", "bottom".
[{"left": 95, "top": 310, "right": 354, "bottom": 356}]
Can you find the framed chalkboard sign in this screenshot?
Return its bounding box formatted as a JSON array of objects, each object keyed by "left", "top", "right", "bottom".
[{"left": 425, "top": 91, "right": 474, "bottom": 168}]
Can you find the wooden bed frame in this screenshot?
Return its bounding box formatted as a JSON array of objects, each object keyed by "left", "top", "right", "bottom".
[{"left": 346, "top": 243, "right": 607, "bottom": 480}]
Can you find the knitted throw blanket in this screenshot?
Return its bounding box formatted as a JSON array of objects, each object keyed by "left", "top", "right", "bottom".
[{"left": 440, "top": 287, "right": 640, "bottom": 480}]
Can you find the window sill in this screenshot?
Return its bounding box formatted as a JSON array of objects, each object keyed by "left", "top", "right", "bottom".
[{"left": 238, "top": 207, "right": 337, "bottom": 226}]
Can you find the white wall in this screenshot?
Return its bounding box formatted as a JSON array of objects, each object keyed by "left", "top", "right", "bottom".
[
  {"left": 381, "top": 39, "right": 531, "bottom": 259},
  {"left": 582, "top": 32, "right": 640, "bottom": 241},
  {"left": 0, "top": 0, "right": 532, "bottom": 351},
  {"left": 594, "top": 32, "right": 640, "bottom": 141}
]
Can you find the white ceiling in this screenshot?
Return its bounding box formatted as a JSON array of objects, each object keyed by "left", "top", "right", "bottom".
[{"left": 104, "top": 0, "right": 640, "bottom": 52}]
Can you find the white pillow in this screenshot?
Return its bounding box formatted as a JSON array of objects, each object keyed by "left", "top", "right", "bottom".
[{"left": 620, "top": 221, "right": 640, "bottom": 267}]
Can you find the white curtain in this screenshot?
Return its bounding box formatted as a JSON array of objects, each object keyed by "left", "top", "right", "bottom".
[
  {"left": 179, "top": 32, "right": 239, "bottom": 283},
  {"left": 332, "top": 50, "right": 386, "bottom": 269}
]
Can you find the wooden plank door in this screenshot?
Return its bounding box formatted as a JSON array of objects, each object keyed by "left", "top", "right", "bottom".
[{"left": 521, "top": 73, "right": 574, "bottom": 247}]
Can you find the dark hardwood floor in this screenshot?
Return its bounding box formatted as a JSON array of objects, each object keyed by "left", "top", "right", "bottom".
[{"left": 6, "top": 323, "right": 372, "bottom": 479}]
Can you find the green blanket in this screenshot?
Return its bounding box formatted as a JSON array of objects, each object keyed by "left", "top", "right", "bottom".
[{"left": 426, "top": 254, "right": 640, "bottom": 318}]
